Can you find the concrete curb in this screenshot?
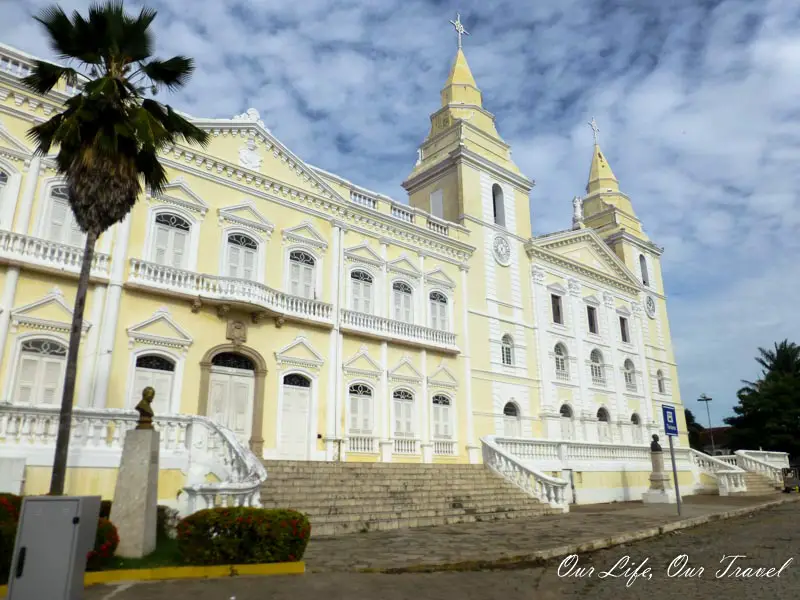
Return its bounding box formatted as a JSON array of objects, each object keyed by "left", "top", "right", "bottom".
[{"left": 363, "top": 496, "right": 800, "bottom": 574}]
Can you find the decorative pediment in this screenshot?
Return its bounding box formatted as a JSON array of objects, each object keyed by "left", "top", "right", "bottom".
[
  {"left": 424, "top": 266, "right": 456, "bottom": 289},
  {"left": 387, "top": 255, "right": 421, "bottom": 278},
  {"left": 10, "top": 287, "right": 90, "bottom": 335},
  {"left": 616, "top": 305, "right": 632, "bottom": 316},
  {"left": 547, "top": 282, "right": 567, "bottom": 295},
  {"left": 530, "top": 229, "right": 641, "bottom": 290},
  {"left": 282, "top": 220, "right": 328, "bottom": 251},
  {"left": 583, "top": 294, "right": 600, "bottom": 306},
  {"left": 0, "top": 118, "right": 30, "bottom": 153},
  {"left": 343, "top": 345, "right": 382, "bottom": 379},
  {"left": 388, "top": 356, "right": 423, "bottom": 384},
  {"left": 127, "top": 307, "right": 192, "bottom": 351},
  {"left": 428, "top": 364, "right": 458, "bottom": 389},
  {"left": 344, "top": 242, "right": 384, "bottom": 267},
  {"left": 274, "top": 336, "right": 324, "bottom": 371},
  {"left": 148, "top": 176, "right": 208, "bottom": 216},
  {"left": 217, "top": 201, "right": 274, "bottom": 236}
]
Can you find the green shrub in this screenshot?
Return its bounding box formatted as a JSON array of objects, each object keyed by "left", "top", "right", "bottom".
[
  {"left": 0, "top": 522, "right": 16, "bottom": 585},
  {"left": 86, "top": 518, "right": 120, "bottom": 571},
  {"left": 100, "top": 501, "right": 178, "bottom": 541},
  {"left": 176, "top": 507, "right": 310, "bottom": 565},
  {"left": 0, "top": 494, "right": 21, "bottom": 524}
]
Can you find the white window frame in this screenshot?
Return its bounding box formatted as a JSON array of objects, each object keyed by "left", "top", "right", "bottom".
[
  {"left": 392, "top": 388, "right": 416, "bottom": 439},
  {"left": 143, "top": 206, "right": 199, "bottom": 272},
  {"left": 391, "top": 279, "right": 414, "bottom": 323},
  {"left": 656, "top": 369, "right": 666, "bottom": 394},
  {"left": 37, "top": 184, "right": 86, "bottom": 248},
  {"left": 284, "top": 245, "right": 322, "bottom": 300},
  {"left": 347, "top": 382, "right": 374, "bottom": 436},
  {"left": 554, "top": 343, "right": 569, "bottom": 381},
  {"left": 559, "top": 404, "right": 574, "bottom": 440},
  {"left": 491, "top": 183, "right": 506, "bottom": 227},
  {"left": 0, "top": 160, "right": 22, "bottom": 231},
  {"left": 124, "top": 347, "right": 184, "bottom": 415},
  {"left": 501, "top": 334, "right": 514, "bottom": 366},
  {"left": 586, "top": 305, "right": 599, "bottom": 335},
  {"left": 551, "top": 293, "right": 564, "bottom": 325},
  {"left": 220, "top": 227, "right": 264, "bottom": 283},
  {"left": 589, "top": 349, "right": 605, "bottom": 385},
  {"left": 619, "top": 316, "right": 631, "bottom": 344},
  {"left": 428, "top": 289, "right": 450, "bottom": 331},
  {"left": 639, "top": 254, "right": 650, "bottom": 287},
  {"left": 431, "top": 393, "right": 453, "bottom": 440},
  {"left": 631, "top": 413, "right": 643, "bottom": 444},
  {"left": 597, "top": 407, "right": 612, "bottom": 443},
  {"left": 624, "top": 359, "right": 637, "bottom": 392},
  {"left": 8, "top": 335, "right": 68, "bottom": 406},
  {"left": 502, "top": 401, "right": 520, "bottom": 437},
  {"left": 348, "top": 267, "right": 375, "bottom": 314}
]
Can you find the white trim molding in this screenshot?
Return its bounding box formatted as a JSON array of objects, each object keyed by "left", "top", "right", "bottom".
[{"left": 126, "top": 306, "right": 193, "bottom": 353}]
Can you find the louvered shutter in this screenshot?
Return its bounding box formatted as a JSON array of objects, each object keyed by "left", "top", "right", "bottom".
[
  {"left": 243, "top": 248, "right": 256, "bottom": 280},
  {"left": 171, "top": 230, "right": 187, "bottom": 269},
  {"left": 40, "top": 359, "right": 63, "bottom": 404},
  {"left": 301, "top": 264, "right": 313, "bottom": 298},
  {"left": 154, "top": 225, "right": 170, "bottom": 265},
  {"left": 232, "top": 379, "right": 250, "bottom": 436},
  {"left": 49, "top": 200, "right": 68, "bottom": 243},
  {"left": 152, "top": 371, "right": 173, "bottom": 414},
  {"left": 228, "top": 244, "right": 241, "bottom": 278},
  {"left": 361, "top": 396, "right": 371, "bottom": 432},
  {"left": 290, "top": 262, "right": 301, "bottom": 296},
  {"left": 15, "top": 356, "right": 39, "bottom": 404},
  {"left": 349, "top": 395, "right": 359, "bottom": 431}
]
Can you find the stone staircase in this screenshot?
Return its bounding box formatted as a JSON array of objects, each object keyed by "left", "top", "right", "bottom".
[
  {"left": 259, "top": 461, "right": 559, "bottom": 536},
  {"left": 739, "top": 471, "right": 782, "bottom": 496}
]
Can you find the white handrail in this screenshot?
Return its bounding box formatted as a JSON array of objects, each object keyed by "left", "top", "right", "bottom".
[
  {"left": 687, "top": 448, "right": 747, "bottom": 496},
  {"left": 734, "top": 450, "right": 784, "bottom": 488},
  {"left": 481, "top": 435, "right": 568, "bottom": 511}
]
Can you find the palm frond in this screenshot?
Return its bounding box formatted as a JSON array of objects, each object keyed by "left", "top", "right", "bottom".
[
  {"left": 142, "top": 100, "right": 209, "bottom": 147},
  {"left": 34, "top": 5, "right": 77, "bottom": 59},
  {"left": 118, "top": 6, "right": 156, "bottom": 62},
  {"left": 21, "top": 61, "right": 78, "bottom": 95},
  {"left": 141, "top": 57, "right": 194, "bottom": 91},
  {"left": 135, "top": 146, "right": 168, "bottom": 196}
]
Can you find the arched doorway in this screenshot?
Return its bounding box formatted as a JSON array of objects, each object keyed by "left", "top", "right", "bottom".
[
  {"left": 503, "top": 402, "right": 521, "bottom": 438},
  {"left": 207, "top": 352, "right": 256, "bottom": 446},
  {"left": 280, "top": 373, "right": 312, "bottom": 459}
]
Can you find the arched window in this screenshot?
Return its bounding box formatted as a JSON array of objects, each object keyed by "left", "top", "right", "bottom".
[
  {"left": 502, "top": 402, "right": 520, "bottom": 437},
  {"left": 212, "top": 352, "right": 255, "bottom": 370},
  {"left": 132, "top": 354, "right": 175, "bottom": 414},
  {"left": 208, "top": 353, "right": 256, "bottom": 442},
  {"left": 152, "top": 212, "right": 191, "bottom": 268},
  {"left": 289, "top": 250, "right": 316, "bottom": 299},
  {"left": 47, "top": 186, "right": 85, "bottom": 247},
  {"left": 432, "top": 394, "right": 452, "bottom": 439},
  {"left": 631, "top": 413, "right": 643, "bottom": 444},
  {"left": 393, "top": 389, "right": 415, "bottom": 438},
  {"left": 656, "top": 369, "right": 665, "bottom": 394},
  {"left": 0, "top": 170, "right": 7, "bottom": 187},
  {"left": 348, "top": 383, "right": 373, "bottom": 435},
  {"left": 501, "top": 334, "right": 514, "bottom": 366},
  {"left": 392, "top": 281, "right": 413, "bottom": 322},
  {"left": 226, "top": 232, "right": 258, "bottom": 280},
  {"left": 13, "top": 339, "right": 67, "bottom": 405},
  {"left": 280, "top": 373, "right": 312, "bottom": 460},
  {"left": 283, "top": 373, "right": 311, "bottom": 387},
  {"left": 639, "top": 254, "right": 650, "bottom": 287},
  {"left": 492, "top": 183, "right": 506, "bottom": 227},
  {"left": 554, "top": 343, "right": 569, "bottom": 380},
  {"left": 624, "top": 359, "right": 636, "bottom": 392},
  {"left": 589, "top": 349, "right": 604, "bottom": 385},
  {"left": 559, "top": 404, "right": 574, "bottom": 440},
  {"left": 597, "top": 407, "right": 611, "bottom": 443},
  {"left": 429, "top": 291, "right": 448, "bottom": 330},
  {"left": 350, "top": 269, "right": 373, "bottom": 313}
]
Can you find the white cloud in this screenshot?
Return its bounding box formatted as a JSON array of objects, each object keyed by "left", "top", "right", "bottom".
[{"left": 3, "top": 0, "right": 799, "bottom": 426}]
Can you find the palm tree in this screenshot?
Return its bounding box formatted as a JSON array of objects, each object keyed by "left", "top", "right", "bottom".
[
  {"left": 754, "top": 339, "right": 800, "bottom": 379},
  {"left": 21, "top": 1, "right": 209, "bottom": 495}
]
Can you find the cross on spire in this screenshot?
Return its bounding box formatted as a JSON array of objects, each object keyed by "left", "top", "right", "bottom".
[
  {"left": 450, "top": 12, "right": 469, "bottom": 49},
  {"left": 588, "top": 117, "right": 600, "bottom": 145}
]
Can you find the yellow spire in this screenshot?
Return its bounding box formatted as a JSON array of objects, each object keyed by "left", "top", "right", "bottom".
[
  {"left": 441, "top": 47, "right": 482, "bottom": 107},
  {"left": 585, "top": 119, "right": 618, "bottom": 194}
]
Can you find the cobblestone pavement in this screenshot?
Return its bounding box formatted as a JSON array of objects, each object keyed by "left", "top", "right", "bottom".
[{"left": 82, "top": 496, "right": 799, "bottom": 600}]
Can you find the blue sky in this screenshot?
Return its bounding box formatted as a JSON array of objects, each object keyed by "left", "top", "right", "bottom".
[{"left": 4, "top": 0, "right": 799, "bottom": 427}]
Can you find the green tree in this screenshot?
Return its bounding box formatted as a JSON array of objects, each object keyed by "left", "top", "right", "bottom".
[
  {"left": 684, "top": 408, "right": 704, "bottom": 451},
  {"left": 725, "top": 340, "right": 800, "bottom": 460},
  {"left": 21, "top": 1, "right": 208, "bottom": 495}
]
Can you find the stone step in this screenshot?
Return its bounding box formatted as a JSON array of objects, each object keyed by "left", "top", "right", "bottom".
[
  {"left": 261, "top": 489, "right": 533, "bottom": 504},
  {"left": 261, "top": 497, "right": 545, "bottom": 516},
  {"left": 310, "top": 507, "right": 557, "bottom": 536}
]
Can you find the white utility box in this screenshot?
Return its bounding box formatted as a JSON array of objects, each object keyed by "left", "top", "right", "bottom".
[{"left": 6, "top": 495, "right": 101, "bottom": 600}]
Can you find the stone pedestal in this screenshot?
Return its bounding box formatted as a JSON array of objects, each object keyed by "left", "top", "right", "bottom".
[
  {"left": 466, "top": 444, "right": 481, "bottom": 464},
  {"left": 110, "top": 428, "right": 159, "bottom": 557},
  {"left": 642, "top": 449, "right": 677, "bottom": 504},
  {"left": 421, "top": 443, "right": 433, "bottom": 464}
]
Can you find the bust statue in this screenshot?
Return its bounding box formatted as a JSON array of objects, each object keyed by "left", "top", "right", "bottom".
[
  {"left": 650, "top": 434, "right": 661, "bottom": 452},
  {"left": 135, "top": 387, "right": 155, "bottom": 430}
]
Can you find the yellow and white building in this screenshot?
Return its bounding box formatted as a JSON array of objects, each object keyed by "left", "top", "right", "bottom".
[{"left": 0, "top": 37, "right": 786, "bottom": 511}]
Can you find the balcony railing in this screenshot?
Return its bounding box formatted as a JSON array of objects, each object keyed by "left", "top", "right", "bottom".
[
  {"left": 128, "top": 259, "right": 333, "bottom": 324},
  {"left": 391, "top": 205, "right": 414, "bottom": 223},
  {"left": 347, "top": 434, "right": 377, "bottom": 453},
  {"left": 433, "top": 439, "right": 456, "bottom": 455},
  {"left": 341, "top": 309, "right": 458, "bottom": 352},
  {"left": 393, "top": 437, "right": 419, "bottom": 455},
  {"left": 0, "top": 230, "right": 111, "bottom": 277}
]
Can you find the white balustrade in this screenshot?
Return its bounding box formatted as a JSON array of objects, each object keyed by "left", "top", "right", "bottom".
[
  {"left": 0, "top": 230, "right": 111, "bottom": 277},
  {"left": 481, "top": 435, "right": 569, "bottom": 511},
  {"left": 715, "top": 455, "right": 738, "bottom": 466},
  {"left": 393, "top": 437, "right": 418, "bottom": 455},
  {"left": 688, "top": 449, "right": 748, "bottom": 496},
  {"left": 433, "top": 440, "right": 456, "bottom": 455},
  {"left": 0, "top": 404, "right": 266, "bottom": 514},
  {"left": 347, "top": 435, "right": 377, "bottom": 453},
  {"left": 350, "top": 191, "right": 377, "bottom": 210},
  {"left": 737, "top": 449, "right": 790, "bottom": 469},
  {"left": 129, "top": 259, "right": 332, "bottom": 323},
  {"left": 734, "top": 450, "right": 785, "bottom": 488},
  {"left": 341, "top": 309, "right": 458, "bottom": 351},
  {"left": 391, "top": 205, "right": 414, "bottom": 223},
  {"left": 426, "top": 217, "right": 449, "bottom": 236}
]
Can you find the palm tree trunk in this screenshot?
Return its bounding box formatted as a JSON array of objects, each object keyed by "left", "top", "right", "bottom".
[{"left": 49, "top": 229, "right": 98, "bottom": 495}]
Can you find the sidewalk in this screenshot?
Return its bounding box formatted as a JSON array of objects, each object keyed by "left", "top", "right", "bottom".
[{"left": 303, "top": 494, "right": 797, "bottom": 572}]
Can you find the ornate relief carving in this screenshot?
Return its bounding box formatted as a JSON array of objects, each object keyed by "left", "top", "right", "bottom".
[
  {"left": 226, "top": 320, "right": 247, "bottom": 346},
  {"left": 531, "top": 266, "right": 546, "bottom": 284},
  {"left": 238, "top": 137, "right": 262, "bottom": 171},
  {"left": 567, "top": 278, "right": 581, "bottom": 296},
  {"left": 492, "top": 234, "right": 511, "bottom": 266}
]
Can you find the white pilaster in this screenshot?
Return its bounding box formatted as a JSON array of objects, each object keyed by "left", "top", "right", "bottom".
[
  {"left": 0, "top": 169, "right": 22, "bottom": 231},
  {"left": 0, "top": 268, "right": 20, "bottom": 385},
  {"left": 77, "top": 284, "right": 107, "bottom": 406},
  {"left": 532, "top": 267, "right": 554, "bottom": 412},
  {"left": 460, "top": 265, "right": 478, "bottom": 462},
  {"left": 420, "top": 349, "right": 432, "bottom": 462},
  {"left": 419, "top": 253, "right": 426, "bottom": 326},
  {"left": 91, "top": 215, "right": 132, "bottom": 408},
  {"left": 324, "top": 223, "right": 342, "bottom": 459},
  {"left": 605, "top": 292, "right": 627, "bottom": 432},
  {"left": 13, "top": 156, "right": 41, "bottom": 235},
  {"left": 568, "top": 279, "right": 590, "bottom": 419},
  {"left": 633, "top": 302, "right": 655, "bottom": 427}
]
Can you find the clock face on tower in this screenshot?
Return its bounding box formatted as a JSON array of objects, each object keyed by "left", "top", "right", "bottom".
[
  {"left": 645, "top": 296, "right": 656, "bottom": 319},
  {"left": 493, "top": 234, "right": 511, "bottom": 266}
]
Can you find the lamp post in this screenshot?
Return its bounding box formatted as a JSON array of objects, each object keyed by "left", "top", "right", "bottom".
[{"left": 698, "top": 394, "right": 715, "bottom": 455}]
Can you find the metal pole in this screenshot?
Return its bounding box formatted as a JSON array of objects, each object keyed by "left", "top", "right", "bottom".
[
  {"left": 668, "top": 435, "right": 682, "bottom": 516},
  {"left": 698, "top": 394, "right": 715, "bottom": 455}
]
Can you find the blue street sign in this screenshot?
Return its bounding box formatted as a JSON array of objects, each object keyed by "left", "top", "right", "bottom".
[{"left": 662, "top": 404, "right": 679, "bottom": 437}]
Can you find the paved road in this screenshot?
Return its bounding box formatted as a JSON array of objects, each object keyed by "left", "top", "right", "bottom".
[{"left": 85, "top": 501, "right": 798, "bottom": 600}]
